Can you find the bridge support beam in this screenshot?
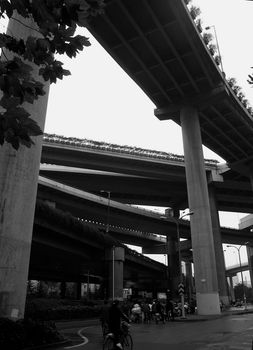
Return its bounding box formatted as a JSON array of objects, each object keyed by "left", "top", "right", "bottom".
[
  {"left": 246, "top": 245, "right": 253, "bottom": 290},
  {"left": 228, "top": 276, "right": 235, "bottom": 302},
  {"left": 250, "top": 175, "right": 253, "bottom": 192},
  {"left": 0, "top": 16, "right": 50, "bottom": 319},
  {"left": 106, "top": 246, "right": 125, "bottom": 300},
  {"left": 180, "top": 106, "right": 220, "bottom": 315},
  {"left": 185, "top": 261, "right": 194, "bottom": 301},
  {"left": 167, "top": 237, "right": 180, "bottom": 297},
  {"left": 208, "top": 186, "right": 229, "bottom": 305},
  {"left": 60, "top": 282, "right": 66, "bottom": 299}
]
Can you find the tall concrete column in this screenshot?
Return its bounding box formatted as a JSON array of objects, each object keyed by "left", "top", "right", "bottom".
[
  {"left": 228, "top": 276, "right": 235, "bottom": 302},
  {"left": 185, "top": 261, "right": 193, "bottom": 301},
  {"left": 0, "top": 15, "right": 50, "bottom": 319},
  {"left": 106, "top": 246, "right": 125, "bottom": 300},
  {"left": 246, "top": 245, "right": 253, "bottom": 289},
  {"left": 76, "top": 282, "right": 82, "bottom": 300},
  {"left": 60, "top": 282, "right": 66, "bottom": 299},
  {"left": 167, "top": 237, "right": 180, "bottom": 297},
  {"left": 180, "top": 106, "right": 220, "bottom": 315},
  {"left": 250, "top": 175, "right": 253, "bottom": 192},
  {"left": 208, "top": 185, "right": 229, "bottom": 305}
]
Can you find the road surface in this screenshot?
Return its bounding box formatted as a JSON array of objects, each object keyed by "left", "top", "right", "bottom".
[{"left": 54, "top": 313, "right": 253, "bottom": 350}]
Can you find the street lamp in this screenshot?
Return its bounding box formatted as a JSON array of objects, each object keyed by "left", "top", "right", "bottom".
[
  {"left": 226, "top": 244, "right": 248, "bottom": 309},
  {"left": 100, "top": 190, "right": 111, "bottom": 299},
  {"left": 112, "top": 245, "right": 115, "bottom": 300},
  {"left": 205, "top": 25, "right": 224, "bottom": 74},
  {"left": 172, "top": 210, "right": 194, "bottom": 318}
]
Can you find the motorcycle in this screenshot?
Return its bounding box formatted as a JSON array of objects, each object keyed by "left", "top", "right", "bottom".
[{"left": 174, "top": 302, "right": 189, "bottom": 317}]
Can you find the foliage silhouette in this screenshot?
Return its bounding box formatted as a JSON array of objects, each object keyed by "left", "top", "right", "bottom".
[{"left": 0, "top": 0, "right": 105, "bottom": 149}]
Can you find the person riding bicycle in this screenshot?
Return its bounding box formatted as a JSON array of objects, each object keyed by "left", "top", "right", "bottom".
[
  {"left": 100, "top": 299, "right": 110, "bottom": 335},
  {"left": 107, "top": 299, "right": 130, "bottom": 349}
]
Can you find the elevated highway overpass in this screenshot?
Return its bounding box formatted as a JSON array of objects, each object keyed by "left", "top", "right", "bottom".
[
  {"left": 39, "top": 136, "right": 253, "bottom": 249},
  {"left": 38, "top": 174, "right": 253, "bottom": 248},
  {"left": 226, "top": 262, "right": 249, "bottom": 278},
  {"left": 86, "top": 0, "right": 253, "bottom": 177},
  {"left": 41, "top": 136, "right": 253, "bottom": 214},
  {"left": 38, "top": 0, "right": 253, "bottom": 311},
  {"left": 30, "top": 200, "right": 167, "bottom": 294},
  {"left": 40, "top": 0, "right": 253, "bottom": 311},
  {"left": 2, "top": 0, "right": 253, "bottom": 319}
]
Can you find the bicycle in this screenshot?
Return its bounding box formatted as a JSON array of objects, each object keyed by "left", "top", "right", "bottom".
[{"left": 103, "top": 321, "right": 133, "bottom": 350}]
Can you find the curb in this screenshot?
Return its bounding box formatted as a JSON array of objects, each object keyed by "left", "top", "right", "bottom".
[{"left": 173, "top": 308, "right": 253, "bottom": 322}]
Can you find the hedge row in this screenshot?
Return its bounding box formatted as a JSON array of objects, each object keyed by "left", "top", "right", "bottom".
[
  {"left": 25, "top": 298, "right": 101, "bottom": 321},
  {"left": 0, "top": 318, "right": 64, "bottom": 350}
]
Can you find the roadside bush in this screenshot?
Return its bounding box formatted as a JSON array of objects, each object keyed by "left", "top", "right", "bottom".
[
  {"left": 0, "top": 317, "right": 25, "bottom": 349},
  {"left": 25, "top": 298, "right": 101, "bottom": 321},
  {"left": 0, "top": 317, "right": 64, "bottom": 349}
]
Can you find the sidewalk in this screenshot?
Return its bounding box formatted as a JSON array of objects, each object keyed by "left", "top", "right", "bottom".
[{"left": 175, "top": 304, "right": 253, "bottom": 322}]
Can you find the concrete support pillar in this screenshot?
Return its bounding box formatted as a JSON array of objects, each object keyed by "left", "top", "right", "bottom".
[
  {"left": 250, "top": 175, "right": 253, "bottom": 192},
  {"left": 76, "top": 282, "right": 81, "bottom": 300},
  {"left": 106, "top": 246, "right": 125, "bottom": 300},
  {"left": 208, "top": 186, "right": 229, "bottom": 305},
  {"left": 185, "top": 261, "right": 194, "bottom": 301},
  {"left": 167, "top": 237, "right": 180, "bottom": 297},
  {"left": 0, "top": 15, "right": 50, "bottom": 319},
  {"left": 229, "top": 276, "right": 235, "bottom": 302},
  {"left": 180, "top": 106, "right": 220, "bottom": 315},
  {"left": 60, "top": 282, "right": 66, "bottom": 299},
  {"left": 246, "top": 245, "right": 253, "bottom": 288}
]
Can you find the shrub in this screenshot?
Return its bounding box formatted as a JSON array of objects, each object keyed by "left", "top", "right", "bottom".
[
  {"left": 25, "top": 298, "right": 101, "bottom": 321},
  {"left": 0, "top": 317, "right": 25, "bottom": 349},
  {"left": 189, "top": 5, "right": 201, "bottom": 20},
  {"left": 195, "top": 18, "right": 203, "bottom": 33},
  {"left": 0, "top": 317, "right": 64, "bottom": 349},
  {"left": 203, "top": 32, "right": 213, "bottom": 45}
]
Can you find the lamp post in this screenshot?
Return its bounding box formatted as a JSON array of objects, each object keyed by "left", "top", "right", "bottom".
[
  {"left": 205, "top": 25, "right": 224, "bottom": 74},
  {"left": 100, "top": 190, "right": 111, "bottom": 299},
  {"left": 112, "top": 245, "right": 115, "bottom": 300},
  {"left": 226, "top": 244, "right": 248, "bottom": 309},
  {"left": 172, "top": 210, "right": 194, "bottom": 318}
]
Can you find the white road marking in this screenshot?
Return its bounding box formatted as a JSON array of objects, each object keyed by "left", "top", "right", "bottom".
[{"left": 64, "top": 327, "right": 90, "bottom": 349}]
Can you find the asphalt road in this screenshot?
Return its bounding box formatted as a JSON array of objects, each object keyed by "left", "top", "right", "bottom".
[{"left": 54, "top": 313, "right": 253, "bottom": 350}]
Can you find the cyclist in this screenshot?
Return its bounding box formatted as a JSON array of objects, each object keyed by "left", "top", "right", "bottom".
[
  {"left": 107, "top": 299, "right": 130, "bottom": 349},
  {"left": 100, "top": 299, "right": 110, "bottom": 336}
]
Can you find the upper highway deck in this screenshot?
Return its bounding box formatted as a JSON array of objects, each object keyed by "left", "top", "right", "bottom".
[
  {"left": 41, "top": 134, "right": 253, "bottom": 214},
  {"left": 86, "top": 0, "right": 253, "bottom": 175}
]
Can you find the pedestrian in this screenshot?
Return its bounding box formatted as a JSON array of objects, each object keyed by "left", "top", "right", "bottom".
[
  {"left": 166, "top": 299, "right": 175, "bottom": 321},
  {"left": 154, "top": 299, "right": 165, "bottom": 324},
  {"left": 131, "top": 302, "right": 142, "bottom": 323},
  {"left": 142, "top": 301, "right": 151, "bottom": 323}
]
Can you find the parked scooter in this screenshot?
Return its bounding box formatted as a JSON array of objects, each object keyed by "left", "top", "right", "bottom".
[
  {"left": 174, "top": 302, "right": 189, "bottom": 317},
  {"left": 154, "top": 312, "right": 165, "bottom": 324}
]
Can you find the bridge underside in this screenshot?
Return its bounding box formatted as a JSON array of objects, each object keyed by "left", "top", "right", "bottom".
[
  {"left": 29, "top": 201, "right": 166, "bottom": 292},
  {"left": 86, "top": 0, "right": 253, "bottom": 174}
]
